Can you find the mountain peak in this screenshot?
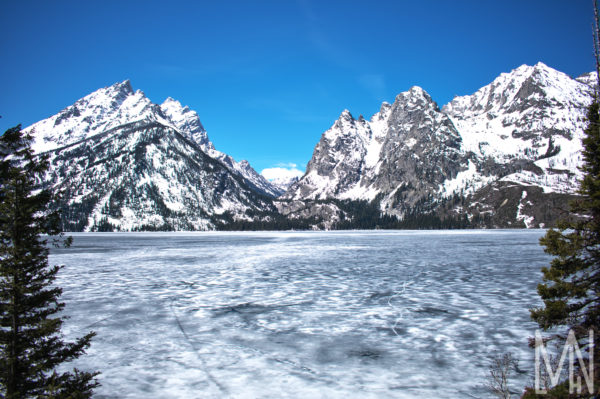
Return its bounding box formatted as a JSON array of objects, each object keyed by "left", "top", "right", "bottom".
[
  {"left": 513, "top": 62, "right": 549, "bottom": 72},
  {"left": 24, "top": 79, "right": 157, "bottom": 152},
  {"left": 394, "top": 86, "right": 432, "bottom": 102},
  {"left": 110, "top": 79, "right": 134, "bottom": 96},
  {"left": 159, "top": 97, "right": 207, "bottom": 143},
  {"left": 391, "top": 86, "right": 437, "bottom": 111},
  {"left": 408, "top": 85, "right": 426, "bottom": 94},
  {"left": 162, "top": 96, "right": 180, "bottom": 106},
  {"left": 509, "top": 62, "right": 566, "bottom": 83},
  {"left": 370, "top": 101, "right": 393, "bottom": 124},
  {"left": 340, "top": 109, "right": 354, "bottom": 120},
  {"left": 529, "top": 61, "right": 563, "bottom": 78},
  {"left": 443, "top": 61, "right": 594, "bottom": 120},
  {"left": 161, "top": 97, "right": 194, "bottom": 118}
]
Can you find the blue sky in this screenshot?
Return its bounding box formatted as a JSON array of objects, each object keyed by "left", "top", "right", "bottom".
[{"left": 0, "top": 1, "right": 594, "bottom": 176}]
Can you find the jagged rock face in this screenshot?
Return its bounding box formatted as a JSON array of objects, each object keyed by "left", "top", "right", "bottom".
[
  {"left": 157, "top": 97, "right": 282, "bottom": 197},
  {"left": 366, "top": 87, "right": 467, "bottom": 212},
  {"left": 46, "top": 121, "right": 274, "bottom": 231},
  {"left": 283, "top": 105, "right": 388, "bottom": 203},
  {"left": 284, "top": 86, "right": 469, "bottom": 215},
  {"left": 160, "top": 97, "right": 210, "bottom": 149},
  {"left": 284, "top": 63, "right": 596, "bottom": 227},
  {"left": 295, "top": 109, "right": 372, "bottom": 199},
  {"left": 462, "top": 181, "right": 580, "bottom": 228},
  {"left": 25, "top": 81, "right": 278, "bottom": 231}
]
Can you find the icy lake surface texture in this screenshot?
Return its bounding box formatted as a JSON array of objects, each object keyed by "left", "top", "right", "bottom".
[{"left": 51, "top": 230, "right": 550, "bottom": 398}]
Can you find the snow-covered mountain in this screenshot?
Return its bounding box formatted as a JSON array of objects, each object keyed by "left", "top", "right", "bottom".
[
  {"left": 266, "top": 175, "right": 301, "bottom": 192},
  {"left": 443, "top": 62, "right": 592, "bottom": 193},
  {"left": 25, "top": 81, "right": 279, "bottom": 231},
  {"left": 23, "top": 63, "right": 596, "bottom": 230},
  {"left": 283, "top": 87, "right": 466, "bottom": 209},
  {"left": 280, "top": 63, "right": 596, "bottom": 228},
  {"left": 158, "top": 96, "right": 283, "bottom": 197},
  {"left": 260, "top": 166, "right": 304, "bottom": 192}
]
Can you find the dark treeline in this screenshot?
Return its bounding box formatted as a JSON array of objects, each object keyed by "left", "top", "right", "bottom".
[
  {"left": 64, "top": 197, "right": 497, "bottom": 232},
  {"left": 215, "top": 199, "right": 495, "bottom": 231},
  {"left": 215, "top": 210, "right": 320, "bottom": 231}
]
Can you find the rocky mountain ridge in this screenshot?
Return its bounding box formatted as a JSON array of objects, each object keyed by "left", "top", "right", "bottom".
[
  {"left": 22, "top": 62, "right": 596, "bottom": 230},
  {"left": 27, "top": 81, "right": 281, "bottom": 197},
  {"left": 25, "top": 81, "right": 280, "bottom": 231},
  {"left": 279, "top": 63, "right": 596, "bottom": 228}
]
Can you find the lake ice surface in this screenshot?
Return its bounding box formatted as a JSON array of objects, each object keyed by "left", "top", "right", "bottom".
[{"left": 50, "top": 230, "right": 550, "bottom": 398}]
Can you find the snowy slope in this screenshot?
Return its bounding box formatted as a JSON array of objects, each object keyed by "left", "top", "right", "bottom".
[
  {"left": 443, "top": 62, "right": 594, "bottom": 194},
  {"left": 576, "top": 71, "right": 598, "bottom": 89},
  {"left": 25, "top": 81, "right": 278, "bottom": 231},
  {"left": 45, "top": 121, "right": 274, "bottom": 231},
  {"left": 27, "top": 81, "right": 169, "bottom": 153},
  {"left": 260, "top": 168, "right": 303, "bottom": 192},
  {"left": 158, "top": 97, "right": 282, "bottom": 197},
  {"left": 26, "top": 81, "right": 280, "bottom": 197}
]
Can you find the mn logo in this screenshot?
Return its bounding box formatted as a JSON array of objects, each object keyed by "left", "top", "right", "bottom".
[{"left": 535, "top": 329, "right": 595, "bottom": 394}]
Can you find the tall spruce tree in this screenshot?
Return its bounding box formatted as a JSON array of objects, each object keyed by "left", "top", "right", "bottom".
[
  {"left": 528, "top": 29, "right": 600, "bottom": 395},
  {"left": 0, "top": 126, "right": 99, "bottom": 398},
  {"left": 531, "top": 100, "right": 600, "bottom": 333}
]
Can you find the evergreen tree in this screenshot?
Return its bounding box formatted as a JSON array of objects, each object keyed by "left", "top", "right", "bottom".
[
  {"left": 528, "top": 101, "right": 600, "bottom": 396},
  {"left": 531, "top": 101, "right": 600, "bottom": 331},
  {"left": 0, "top": 126, "right": 99, "bottom": 398}
]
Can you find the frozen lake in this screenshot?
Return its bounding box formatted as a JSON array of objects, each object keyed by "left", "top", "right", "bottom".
[{"left": 51, "top": 230, "right": 550, "bottom": 398}]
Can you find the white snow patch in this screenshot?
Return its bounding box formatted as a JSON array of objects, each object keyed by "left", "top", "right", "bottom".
[
  {"left": 405, "top": 138, "right": 418, "bottom": 149},
  {"left": 440, "top": 161, "right": 496, "bottom": 197},
  {"left": 516, "top": 190, "right": 535, "bottom": 228}
]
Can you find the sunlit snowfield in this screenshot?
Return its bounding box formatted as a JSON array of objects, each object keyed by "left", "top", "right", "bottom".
[{"left": 51, "top": 230, "right": 550, "bottom": 398}]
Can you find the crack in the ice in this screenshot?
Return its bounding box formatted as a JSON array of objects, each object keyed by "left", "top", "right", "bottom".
[
  {"left": 388, "top": 270, "right": 422, "bottom": 336},
  {"left": 170, "top": 300, "right": 341, "bottom": 388},
  {"left": 83, "top": 312, "right": 121, "bottom": 330},
  {"left": 169, "top": 298, "right": 229, "bottom": 395}
]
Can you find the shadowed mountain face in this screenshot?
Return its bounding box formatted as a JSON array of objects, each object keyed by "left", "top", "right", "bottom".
[{"left": 280, "top": 63, "right": 596, "bottom": 228}]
